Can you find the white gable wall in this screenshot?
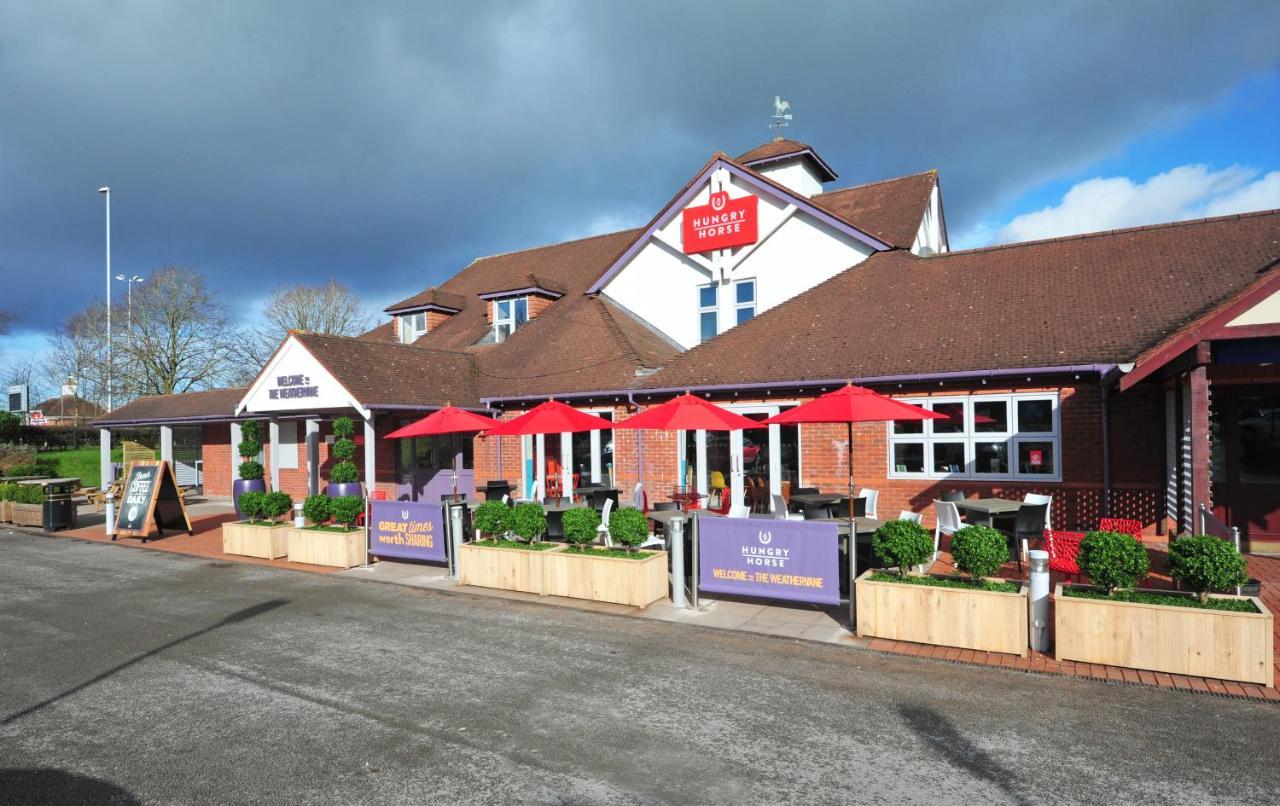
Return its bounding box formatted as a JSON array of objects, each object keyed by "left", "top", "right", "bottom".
[
  {"left": 601, "top": 167, "right": 874, "bottom": 350},
  {"left": 237, "top": 335, "right": 364, "bottom": 416},
  {"left": 911, "top": 180, "right": 946, "bottom": 256},
  {"left": 1226, "top": 288, "right": 1280, "bottom": 327},
  {"left": 754, "top": 159, "right": 825, "bottom": 197}
]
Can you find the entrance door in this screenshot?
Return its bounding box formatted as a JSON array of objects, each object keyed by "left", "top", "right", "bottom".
[
  {"left": 681, "top": 404, "right": 802, "bottom": 514},
  {"left": 395, "top": 433, "right": 475, "bottom": 503},
  {"left": 1211, "top": 384, "right": 1280, "bottom": 543}
]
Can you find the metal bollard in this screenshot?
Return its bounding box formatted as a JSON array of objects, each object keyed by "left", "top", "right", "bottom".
[
  {"left": 448, "top": 502, "right": 465, "bottom": 579},
  {"left": 293, "top": 502, "right": 305, "bottom": 528},
  {"left": 669, "top": 516, "right": 686, "bottom": 609},
  {"left": 105, "top": 491, "right": 116, "bottom": 540},
  {"left": 1028, "top": 549, "right": 1050, "bottom": 652}
]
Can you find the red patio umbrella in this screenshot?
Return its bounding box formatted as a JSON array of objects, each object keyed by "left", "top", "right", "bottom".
[
  {"left": 764, "top": 384, "right": 944, "bottom": 624},
  {"left": 383, "top": 406, "right": 501, "bottom": 498},
  {"left": 614, "top": 393, "right": 765, "bottom": 511}
]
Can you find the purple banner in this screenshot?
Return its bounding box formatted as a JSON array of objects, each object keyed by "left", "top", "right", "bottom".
[
  {"left": 369, "top": 500, "right": 446, "bottom": 562},
  {"left": 698, "top": 517, "right": 840, "bottom": 605}
]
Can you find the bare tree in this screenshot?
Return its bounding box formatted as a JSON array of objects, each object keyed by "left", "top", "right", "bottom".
[
  {"left": 117, "top": 267, "right": 243, "bottom": 395},
  {"left": 44, "top": 303, "right": 111, "bottom": 411},
  {"left": 245, "top": 280, "right": 374, "bottom": 366}
]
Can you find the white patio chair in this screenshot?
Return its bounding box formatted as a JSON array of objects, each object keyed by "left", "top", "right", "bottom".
[
  {"left": 632, "top": 482, "right": 646, "bottom": 511},
  {"left": 1024, "top": 493, "right": 1052, "bottom": 529},
  {"left": 771, "top": 493, "right": 803, "bottom": 521},
  {"left": 897, "top": 510, "right": 922, "bottom": 523},
  {"left": 859, "top": 488, "right": 879, "bottom": 519},
  {"left": 728, "top": 504, "right": 751, "bottom": 519},
  {"left": 597, "top": 498, "right": 614, "bottom": 546},
  {"left": 933, "top": 500, "right": 963, "bottom": 563}
]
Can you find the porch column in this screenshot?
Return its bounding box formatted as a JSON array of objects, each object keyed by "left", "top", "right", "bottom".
[
  {"left": 99, "top": 428, "right": 112, "bottom": 488},
  {"left": 269, "top": 418, "right": 281, "bottom": 491},
  {"left": 230, "top": 422, "right": 243, "bottom": 488},
  {"left": 1189, "top": 365, "right": 1212, "bottom": 529},
  {"left": 305, "top": 419, "right": 320, "bottom": 496},
  {"left": 560, "top": 432, "right": 572, "bottom": 498},
  {"left": 535, "top": 434, "right": 546, "bottom": 498},
  {"left": 363, "top": 413, "right": 377, "bottom": 497},
  {"left": 160, "top": 424, "right": 174, "bottom": 466}
]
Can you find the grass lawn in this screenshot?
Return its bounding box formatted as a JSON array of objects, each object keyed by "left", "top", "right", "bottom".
[{"left": 35, "top": 447, "right": 126, "bottom": 489}]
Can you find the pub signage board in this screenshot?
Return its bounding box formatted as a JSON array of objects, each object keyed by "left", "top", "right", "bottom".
[
  {"left": 115, "top": 460, "right": 193, "bottom": 542},
  {"left": 682, "top": 191, "right": 759, "bottom": 254},
  {"left": 698, "top": 516, "right": 839, "bottom": 605},
  {"left": 368, "top": 500, "right": 446, "bottom": 562}
]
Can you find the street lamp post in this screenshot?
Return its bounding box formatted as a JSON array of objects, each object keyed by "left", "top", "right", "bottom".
[
  {"left": 114, "top": 273, "right": 144, "bottom": 334},
  {"left": 98, "top": 186, "right": 111, "bottom": 412}
]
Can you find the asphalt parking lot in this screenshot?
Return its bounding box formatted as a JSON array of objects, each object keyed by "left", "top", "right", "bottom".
[{"left": 1, "top": 530, "right": 1277, "bottom": 805}]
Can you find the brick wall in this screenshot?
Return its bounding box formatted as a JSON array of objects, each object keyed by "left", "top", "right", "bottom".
[{"left": 202, "top": 423, "right": 232, "bottom": 497}]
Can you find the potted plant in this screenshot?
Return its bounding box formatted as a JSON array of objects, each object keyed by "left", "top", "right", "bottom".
[
  {"left": 233, "top": 420, "right": 267, "bottom": 518},
  {"left": 856, "top": 523, "right": 1029, "bottom": 657},
  {"left": 222, "top": 490, "right": 293, "bottom": 559},
  {"left": 286, "top": 493, "right": 366, "bottom": 568},
  {"left": 9, "top": 483, "right": 46, "bottom": 527},
  {"left": 511, "top": 502, "right": 547, "bottom": 544},
  {"left": 1055, "top": 531, "right": 1273, "bottom": 686},
  {"left": 472, "top": 500, "right": 514, "bottom": 541},
  {"left": 459, "top": 501, "right": 563, "bottom": 595},
  {"left": 540, "top": 506, "right": 668, "bottom": 607},
  {"left": 326, "top": 416, "right": 363, "bottom": 498}
]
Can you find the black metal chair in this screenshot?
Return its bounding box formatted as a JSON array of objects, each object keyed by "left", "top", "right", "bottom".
[
  {"left": 1007, "top": 503, "right": 1047, "bottom": 573},
  {"left": 793, "top": 487, "right": 820, "bottom": 496},
  {"left": 941, "top": 490, "right": 966, "bottom": 504},
  {"left": 652, "top": 501, "right": 679, "bottom": 512},
  {"left": 802, "top": 503, "right": 833, "bottom": 520},
  {"left": 545, "top": 509, "right": 565, "bottom": 540}
]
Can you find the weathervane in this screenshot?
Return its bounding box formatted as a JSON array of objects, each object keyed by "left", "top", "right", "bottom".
[{"left": 770, "top": 96, "right": 792, "bottom": 140}]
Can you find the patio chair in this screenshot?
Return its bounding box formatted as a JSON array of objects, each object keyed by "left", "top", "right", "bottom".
[
  {"left": 1044, "top": 529, "right": 1086, "bottom": 581},
  {"left": 652, "top": 501, "right": 679, "bottom": 511},
  {"left": 597, "top": 498, "right": 614, "bottom": 545},
  {"left": 728, "top": 504, "right": 751, "bottom": 519},
  {"left": 771, "top": 494, "right": 803, "bottom": 521},
  {"left": 859, "top": 488, "right": 879, "bottom": 519},
  {"left": 897, "top": 510, "right": 922, "bottom": 523},
  {"left": 1098, "top": 517, "right": 1142, "bottom": 541},
  {"left": 802, "top": 503, "right": 833, "bottom": 520},
  {"left": 932, "top": 500, "right": 962, "bottom": 563},
  {"left": 1023, "top": 493, "right": 1053, "bottom": 530},
  {"left": 632, "top": 482, "right": 647, "bottom": 512},
  {"left": 1008, "top": 503, "right": 1048, "bottom": 573}
]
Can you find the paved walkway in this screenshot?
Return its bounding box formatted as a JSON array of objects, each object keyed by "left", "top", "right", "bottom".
[{"left": 20, "top": 507, "right": 1280, "bottom": 703}]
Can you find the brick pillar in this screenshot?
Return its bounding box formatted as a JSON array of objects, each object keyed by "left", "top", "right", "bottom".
[{"left": 1189, "top": 364, "right": 1212, "bottom": 531}]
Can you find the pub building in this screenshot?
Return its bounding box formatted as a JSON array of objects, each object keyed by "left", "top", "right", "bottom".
[{"left": 93, "top": 138, "right": 1280, "bottom": 552}]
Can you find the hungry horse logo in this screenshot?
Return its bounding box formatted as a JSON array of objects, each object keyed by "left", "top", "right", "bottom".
[
  {"left": 758, "top": 530, "right": 772, "bottom": 545},
  {"left": 401, "top": 510, "right": 410, "bottom": 520},
  {"left": 710, "top": 191, "right": 728, "bottom": 212}
]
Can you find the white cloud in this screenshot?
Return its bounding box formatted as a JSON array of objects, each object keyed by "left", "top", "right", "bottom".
[{"left": 992, "top": 165, "right": 1280, "bottom": 245}]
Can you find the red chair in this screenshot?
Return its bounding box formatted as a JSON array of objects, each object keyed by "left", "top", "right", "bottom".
[
  {"left": 356, "top": 490, "right": 389, "bottom": 526},
  {"left": 1044, "top": 529, "right": 1086, "bottom": 581},
  {"left": 1098, "top": 518, "right": 1142, "bottom": 541}
]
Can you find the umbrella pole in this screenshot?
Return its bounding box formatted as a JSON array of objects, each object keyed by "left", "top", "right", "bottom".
[{"left": 848, "top": 420, "right": 857, "bottom": 630}]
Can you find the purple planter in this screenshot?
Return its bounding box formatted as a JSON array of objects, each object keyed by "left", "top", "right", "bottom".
[
  {"left": 327, "top": 482, "right": 364, "bottom": 498},
  {"left": 232, "top": 478, "right": 267, "bottom": 518}
]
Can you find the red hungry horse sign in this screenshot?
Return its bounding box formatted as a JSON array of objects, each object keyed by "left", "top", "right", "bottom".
[{"left": 682, "top": 191, "right": 758, "bottom": 254}]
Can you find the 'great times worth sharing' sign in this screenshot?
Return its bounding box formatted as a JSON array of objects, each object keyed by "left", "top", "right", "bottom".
[
  {"left": 368, "top": 500, "right": 447, "bottom": 562},
  {"left": 698, "top": 517, "right": 839, "bottom": 605},
  {"left": 682, "top": 191, "right": 759, "bottom": 253},
  {"left": 268, "top": 373, "right": 320, "bottom": 401}
]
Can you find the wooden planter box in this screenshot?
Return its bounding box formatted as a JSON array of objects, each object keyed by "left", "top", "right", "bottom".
[
  {"left": 1055, "top": 584, "right": 1274, "bottom": 687},
  {"left": 1, "top": 500, "right": 10, "bottom": 522},
  {"left": 543, "top": 549, "right": 669, "bottom": 608},
  {"left": 222, "top": 521, "right": 289, "bottom": 559},
  {"left": 856, "top": 570, "right": 1029, "bottom": 657},
  {"left": 285, "top": 526, "right": 366, "bottom": 568},
  {"left": 458, "top": 542, "right": 563, "bottom": 595},
  {"left": 10, "top": 502, "right": 43, "bottom": 528}
]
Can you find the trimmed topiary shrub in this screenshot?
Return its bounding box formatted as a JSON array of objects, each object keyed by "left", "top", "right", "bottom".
[
  {"left": 473, "top": 500, "right": 514, "bottom": 539},
  {"left": 607, "top": 507, "right": 649, "bottom": 554},
  {"left": 1168, "top": 534, "right": 1249, "bottom": 604},
  {"left": 328, "top": 416, "right": 360, "bottom": 486},
  {"left": 561, "top": 506, "right": 601, "bottom": 551},
  {"left": 261, "top": 491, "right": 293, "bottom": 521},
  {"left": 302, "top": 494, "right": 331, "bottom": 526},
  {"left": 511, "top": 502, "right": 547, "bottom": 543},
  {"left": 1077, "top": 530, "right": 1149, "bottom": 595},
  {"left": 950, "top": 525, "right": 1008, "bottom": 584},
  {"left": 872, "top": 519, "right": 934, "bottom": 577},
  {"left": 238, "top": 421, "right": 264, "bottom": 481},
  {"left": 238, "top": 491, "right": 266, "bottom": 522},
  {"left": 329, "top": 494, "right": 364, "bottom": 528},
  {"left": 0, "top": 482, "right": 17, "bottom": 502}
]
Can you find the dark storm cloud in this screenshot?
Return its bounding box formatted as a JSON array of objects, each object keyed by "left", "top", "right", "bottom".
[{"left": 1, "top": 0, "right": 1277, "bottom": 331}]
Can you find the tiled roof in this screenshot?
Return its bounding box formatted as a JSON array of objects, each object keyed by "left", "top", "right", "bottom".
[
  {"left": 643, "top": 209, "right": 1280, "bottom": 389},
  {"left": 33, "top": 395, "right": 104, "bottom": 419},
  {"left": 384, "top": 287, "right": 467, "bottom": 314},
  {"left": 811, "top": 171, "right": 937, "bottom": 249},
  {"left": 93, "top": 387, "right": 248, "bottom": 425},
  {"left": 736, "top": 139, "right": 838, "bottom": 181},
  {"left": 294, "top": 332, "right": 480, "bottom": 408}
]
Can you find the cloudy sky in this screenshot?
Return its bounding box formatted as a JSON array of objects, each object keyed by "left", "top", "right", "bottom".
[{"left": 2, "top": 1, "right": 1279, "bottom": 365}]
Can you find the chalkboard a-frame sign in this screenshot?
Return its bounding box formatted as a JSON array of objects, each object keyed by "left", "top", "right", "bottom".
[{"left": 114, "top": 460, "right": 194, "bottom": 542}]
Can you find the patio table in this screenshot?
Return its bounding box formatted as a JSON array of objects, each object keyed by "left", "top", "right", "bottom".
[
  {"left": 954, "top": 498, "right": 1022, "bottom": 527},
  {"left": 789, "top": 492, "right": 848, "bottom": 509}
]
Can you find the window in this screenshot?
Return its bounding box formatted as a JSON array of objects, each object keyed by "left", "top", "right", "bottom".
[
  {"left": 571, "top": 411, "right": 614, "bottom": 483},
  {"left": 493, "top": 297, "right": 528, "bottom": 342},
  {"left": 400, "top": 312, "right": 427, "bottom": 343},
  {"left": 888, "top": 393, "right": 1060, "bottom": 480},
  {"left": 735, "top": 279, "right": 756, "bottom": 325},
  {"left": 698, "top": 284, "right": 718, "bottom": 343}
]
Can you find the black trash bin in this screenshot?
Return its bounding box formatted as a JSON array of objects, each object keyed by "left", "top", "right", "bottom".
[{"left": 43, "top": 480, "right": 77, "bottom": 532}]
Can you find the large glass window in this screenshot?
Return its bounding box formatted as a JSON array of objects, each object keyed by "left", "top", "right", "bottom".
[
  {"left": 493, "top": 296, "right": 529, "bottom": 342},
  {"left": 400, "top": 312, "right": 427, "bottom": 343},
  {"left": 888, "top": 394, "right": 1060, "bottom": 480},
  {"left": 571, "top": 411, "right": 614, "bottom": 484},
  {"left": 394, "top": 425, "right": 473, "bottom": 481},
  {"left": 698, "top": 284, "right": 718, "bottom": 343}
]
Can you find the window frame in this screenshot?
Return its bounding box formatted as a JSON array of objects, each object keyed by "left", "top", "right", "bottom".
[
  {"left": 492, "top": 296, "right": 529, "bottom": 343},
  {"left": 887, "top": 393, "right": 1061, "bottom": 482},
  {"left": 400, "top": 312, "right": 428, "bottom": 343},
  {"left": 734, "top": 278, "right": 756, "bottom": 326},
  {"left": 697, "top": 283, "right": 718, "bottom": 343}
]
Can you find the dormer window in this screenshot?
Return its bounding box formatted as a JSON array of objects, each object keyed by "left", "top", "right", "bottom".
[
  {"left": 493, "top": 296, "right": 528, "bottom": 342},
  {"left": 400, "top": 312, "right": 428, "bottom": 344}
]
